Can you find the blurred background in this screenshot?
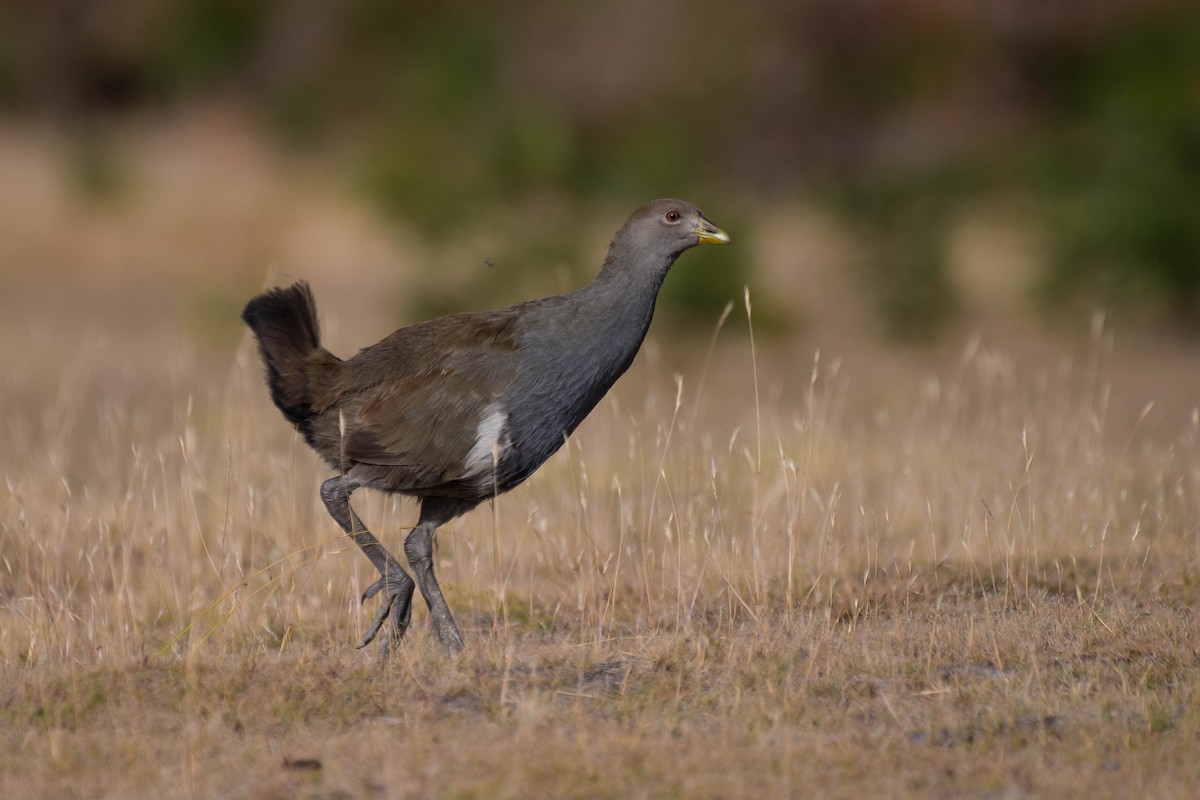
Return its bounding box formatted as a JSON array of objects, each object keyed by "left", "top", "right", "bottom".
[{"left": 2, "top": 0, "right": 1199, "bottom": 403}]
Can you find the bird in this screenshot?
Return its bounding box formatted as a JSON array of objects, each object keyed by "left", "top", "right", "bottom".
[{"left": 241, "top": 199, "right": 730, "bottom": 652}]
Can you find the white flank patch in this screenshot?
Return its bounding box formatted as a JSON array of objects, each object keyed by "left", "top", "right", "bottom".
[{"left": 464, "top": 403, "right": 508, "bottom": 476}]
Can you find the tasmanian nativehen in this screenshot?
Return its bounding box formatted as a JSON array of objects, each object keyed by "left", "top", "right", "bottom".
[{"left": 242, "top": 199, "right": 730, "bottom": 652}]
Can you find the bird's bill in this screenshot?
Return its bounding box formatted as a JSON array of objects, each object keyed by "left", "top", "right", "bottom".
[{"left": 695, "top": 216, "right": 731, "bottom": 245}]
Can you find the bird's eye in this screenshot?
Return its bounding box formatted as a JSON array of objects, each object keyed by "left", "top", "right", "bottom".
[{"left": 665, "top": 209, "right": 681, "bottom": 223}]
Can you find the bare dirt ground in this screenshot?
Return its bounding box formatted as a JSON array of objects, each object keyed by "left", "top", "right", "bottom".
[{"left": 3, "top": 118, "right": 1199, "bottom": 798}]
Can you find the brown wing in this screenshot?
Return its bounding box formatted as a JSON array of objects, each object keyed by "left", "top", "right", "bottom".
[
  {"left": 313, "top": 308, "right": 523, "bottom": 490},
  {"left": 343, "top": 368, "right": 497, "bottom": 470}
]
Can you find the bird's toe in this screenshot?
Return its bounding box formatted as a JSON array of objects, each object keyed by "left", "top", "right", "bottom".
[
  {"left": 360, "top": 577, "right": 386, "bottom": 604},
  {"left": 356, "top": 576, "right": 414, "bottom": 649}
]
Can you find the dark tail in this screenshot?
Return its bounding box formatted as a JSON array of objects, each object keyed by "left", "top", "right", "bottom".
[{"left": 242, "top": 281, "right": 327, "bottom": 430}]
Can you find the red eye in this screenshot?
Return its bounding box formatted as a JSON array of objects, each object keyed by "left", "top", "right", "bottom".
[{"left": 665, "top": 209, "right": 680, "bottom": 222}]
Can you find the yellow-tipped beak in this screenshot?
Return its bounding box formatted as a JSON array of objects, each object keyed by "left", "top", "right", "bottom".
[{"left": 695, "top": 217, "right": 731, "bottom": 245}]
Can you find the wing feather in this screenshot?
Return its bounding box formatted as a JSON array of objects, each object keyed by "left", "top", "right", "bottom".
[{"left": 324, "top": 308, "right": 524, "bottom": 488}]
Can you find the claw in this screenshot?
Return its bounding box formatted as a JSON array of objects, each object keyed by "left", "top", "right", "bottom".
[
  {"left": 356, "top": 576, "right": 415, "bottom": 650},
  {"left": 357, "top": 590, "right": 396, "bottom": 648},
  {"left": 361, "top": 577, "right": 386, "bottom": 604}
]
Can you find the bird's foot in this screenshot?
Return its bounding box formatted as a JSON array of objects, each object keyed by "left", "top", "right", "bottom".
[
  {"left": 436, "top": 621, "right": 466, "bottom": 653},
  {"left": 357, "top": 575, "right": 415, "bottom": 651},
  {"left": 429, "top": 605, "right": 466, "bottom": 653}
]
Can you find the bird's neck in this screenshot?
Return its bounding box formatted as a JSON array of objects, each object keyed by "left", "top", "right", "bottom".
[
  {"left": 591, "top": 252, "right": 673, "bottom": 324},
  {"left": 554, "top": 250, "right": 674, "bottom": 372},
  {"left": 591, "top": 249, "right": 677, "bottom": 299}
]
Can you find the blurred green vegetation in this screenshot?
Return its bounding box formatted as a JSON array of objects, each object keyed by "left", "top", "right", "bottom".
[
  {"left": 1, "top": 0, "right": 1197, "bottom": 337},
  {"left": 1029, "top": 18, "right": 1200, "bottom": 323},
  {"left": 829, "top": 167, "right": 973, "bottom": 340},
  {"left": 69, "top": 132, "right": 128, "bottom": 202}
]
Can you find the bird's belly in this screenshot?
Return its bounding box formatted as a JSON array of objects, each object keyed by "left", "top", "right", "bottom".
[
  {"left": 494, "top": 437, "right": 566, "bottom": 493},
  {"left": 489, "top": 388, "right": 606, "bottom": 493}
]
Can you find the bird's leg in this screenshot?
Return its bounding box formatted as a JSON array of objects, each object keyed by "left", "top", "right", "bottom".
[
  {"left": 320, "top": 476, "right": 415, "bottom": 650},
  {"left": 404, "top": 516, "right": 466, "bottom": 653}
]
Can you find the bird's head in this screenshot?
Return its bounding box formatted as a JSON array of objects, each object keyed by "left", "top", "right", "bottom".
[{"left": 608, "top": 199, "right": 730, "bottom": 273}]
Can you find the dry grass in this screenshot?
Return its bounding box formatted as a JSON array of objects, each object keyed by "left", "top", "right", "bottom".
[{"left": 4, "top": 293, "right": 1200, "bottom": 799}]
